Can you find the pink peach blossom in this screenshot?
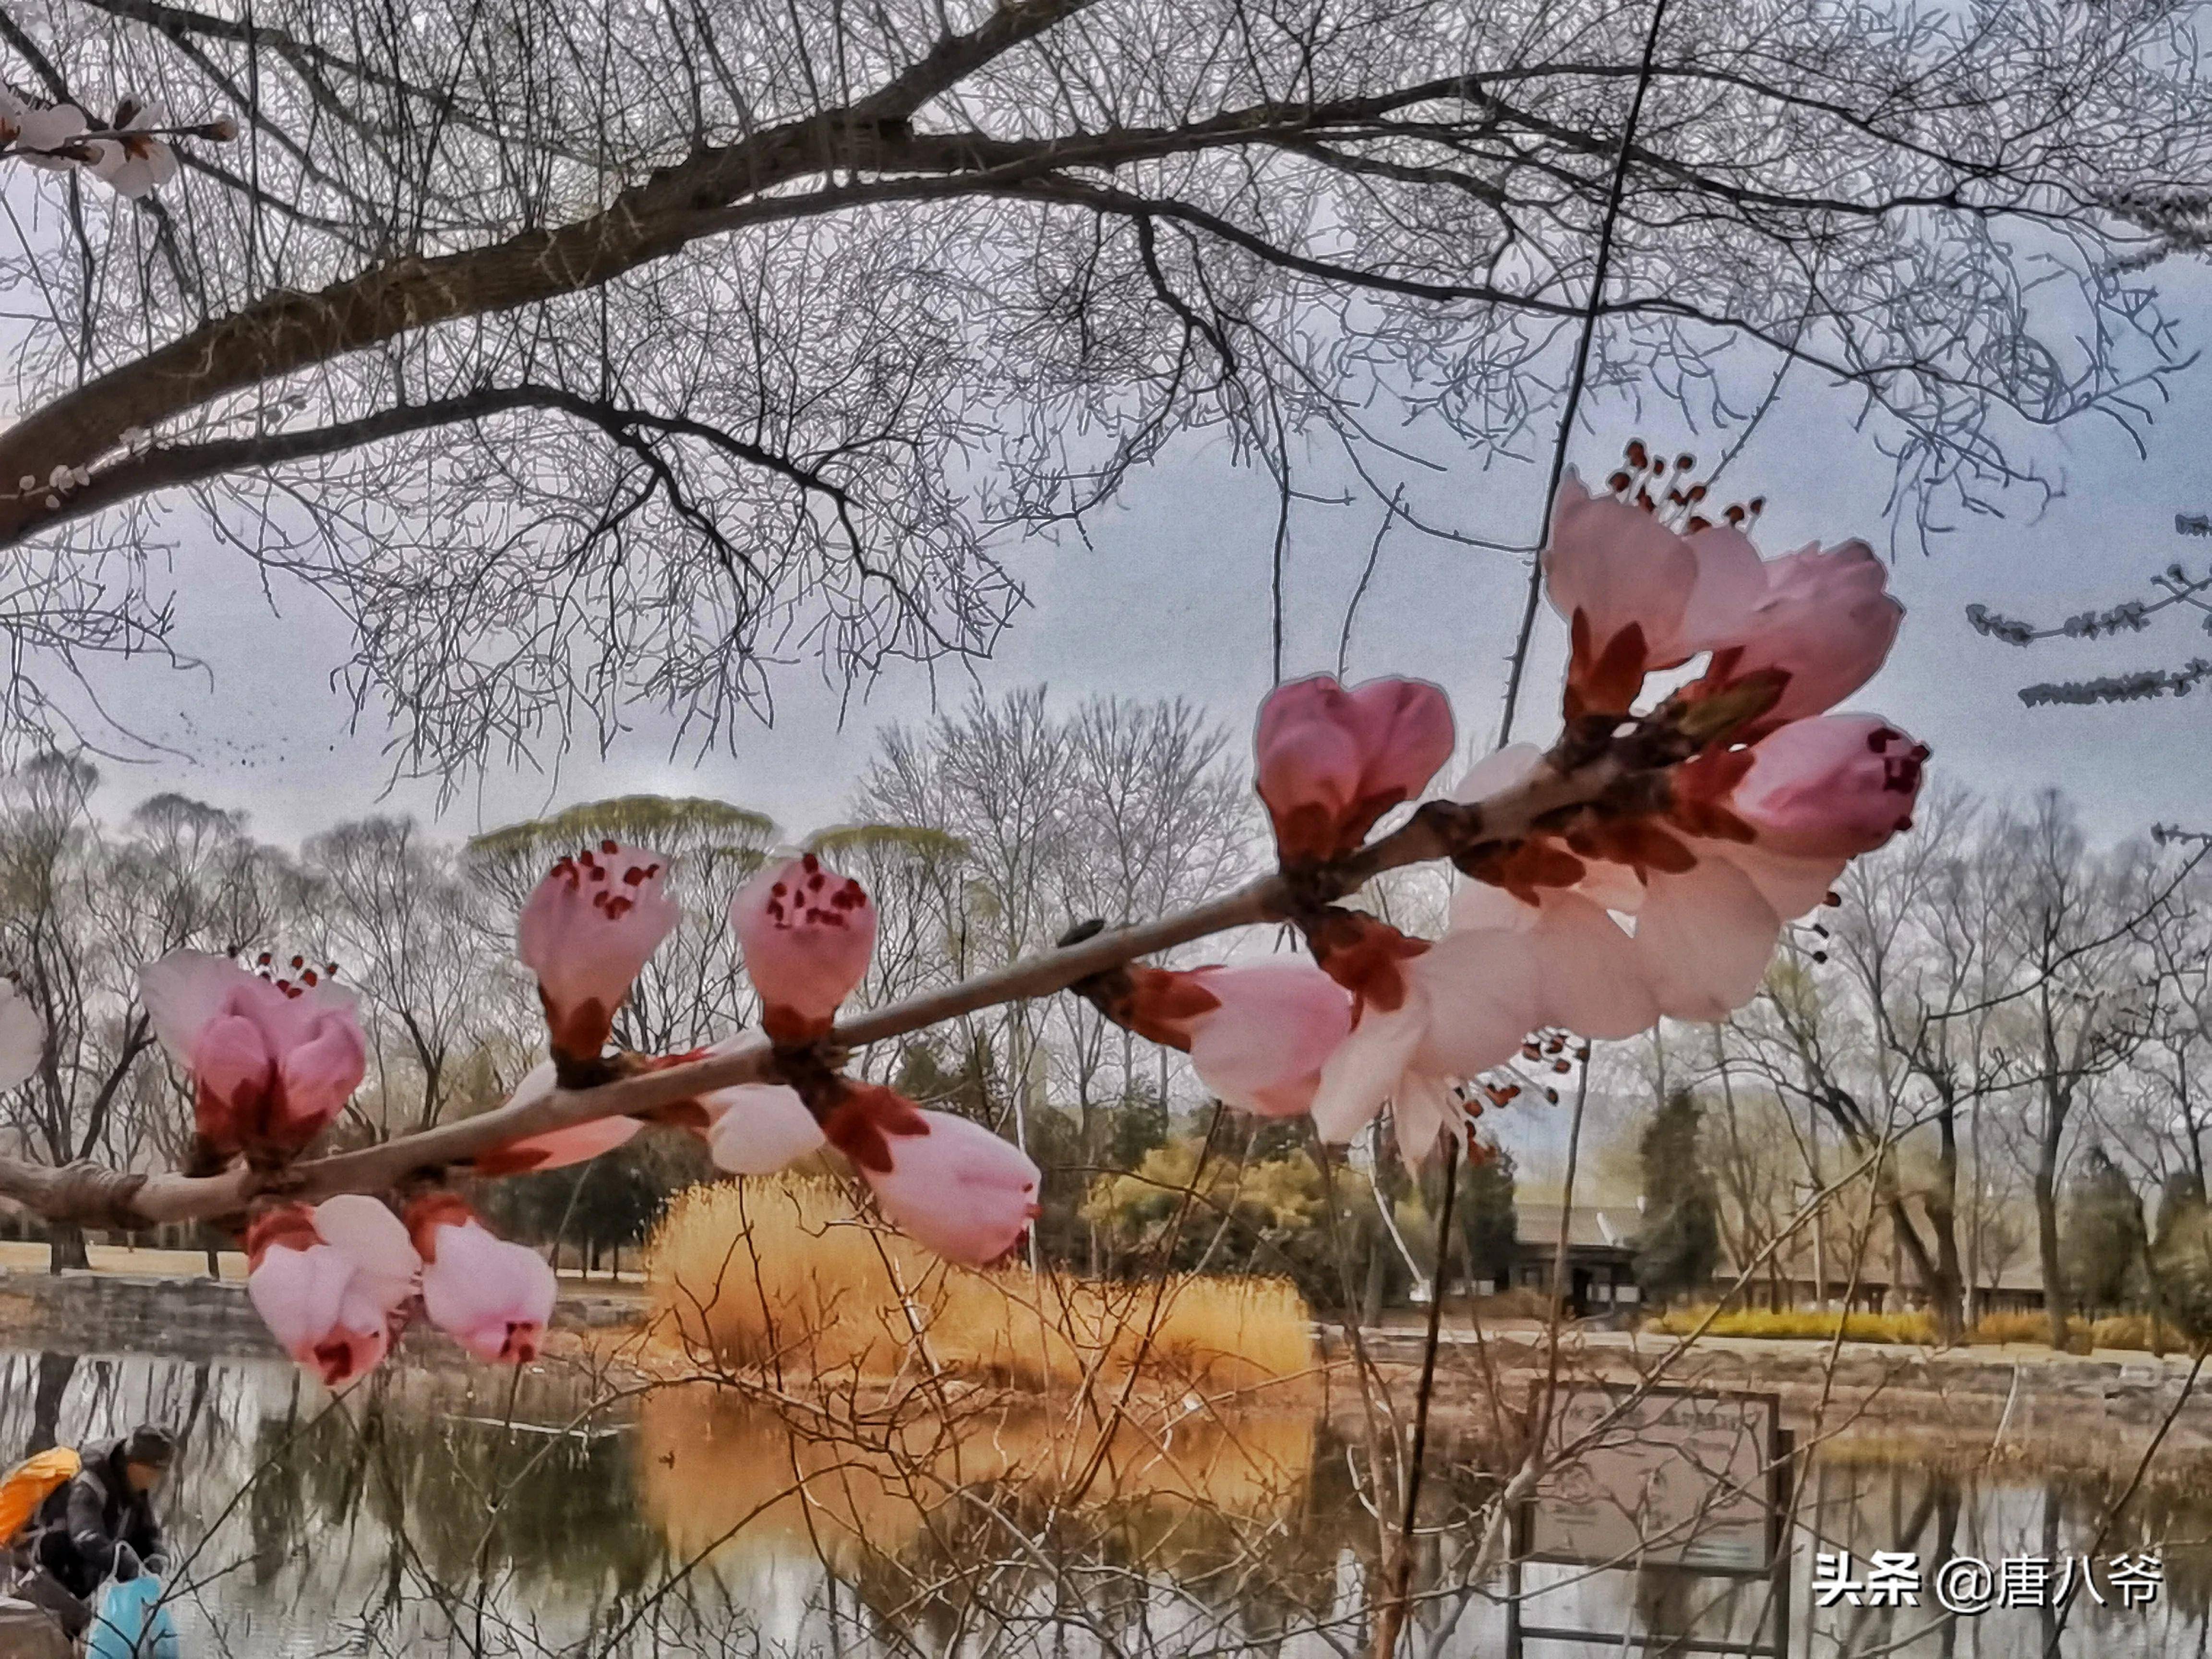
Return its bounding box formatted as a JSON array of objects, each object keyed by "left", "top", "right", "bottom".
[
  {"left": 1619, "top": 714, "right": 1925, "bottom": 1021},
  {"left": 1180, "top": 963, "right": 1355, "bottom": 1118},
  {"left": 1253, "top": 675, "right": 1455, "bottom": 864},
  {"left": 704, "top": 1082, "right": 829, "bottom": 1174},
  {"left": 84, "top": 101, "right": 179, "bottom": 197},
  {"left": 517, "top": 840, "right": 679, "bottom": 1065},
  {"left": 245, "top": 1196, "right": 420, "bottom": 1387},
  {"left": 1692, "top": 543, "right": 1902, "bottom": 730},
  {"left": 1309, "top": 929, "right": 1540, "bottom": 1165},
  {"left": 1546, "top": 475, "right": 1701, "bottom": 667},
  {"left": 1543, "top": 472, "right": 1903, "bottom": 731},
  {"left": 731, "top": 852, "right": 877, "bottom": 1043},
  {"left": 0, "top": 90, "right": 89, "bottom": 171},
  {"left": 843, "top": 1101, "right": 1042, "bottom": 1266},
  {"left": 140, "top": 950, "right": 367, "bottom": 1156},
  {"left": 1729, "top": 714, "right": 1927, "bottom": 857},
  {"left": 409, "top": 1196, "right": 558, "bottom": 1364}
]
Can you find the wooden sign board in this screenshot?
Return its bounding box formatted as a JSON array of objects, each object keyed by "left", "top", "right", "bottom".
[{"left": 1524, "top": 1385, "right": 1785, "bottom": 1574}]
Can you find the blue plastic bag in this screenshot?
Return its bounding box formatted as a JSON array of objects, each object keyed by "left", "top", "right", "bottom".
[{"left": 86, "top": 1547, "right": 180, "bottom": 1659}]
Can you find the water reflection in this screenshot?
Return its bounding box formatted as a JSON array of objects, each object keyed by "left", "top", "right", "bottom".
[{"left": 4, "top": 1346, "right": 2211, "bottom": 1656}]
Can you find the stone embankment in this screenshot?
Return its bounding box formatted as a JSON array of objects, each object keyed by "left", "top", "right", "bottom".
[
  {"left": 1337, "top": 1325, "right": 2212, "bottom": 1452},
  {"left": 0, "top": 1270, "right": 638, "bottom": 1359}
]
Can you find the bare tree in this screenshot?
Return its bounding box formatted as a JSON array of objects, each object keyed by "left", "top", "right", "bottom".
[
  {"left": 300, "top": 816, "right": 508, "bottom": 1136},
  {"left": 0, "top": 1, "right": 2200, "bottom": 773},
  {"left": 1981, "top": 793, "right": 2162, "bottom": 1346},
  {"left": 0, "top": 764, "right": 279, "bottom": 1265}
]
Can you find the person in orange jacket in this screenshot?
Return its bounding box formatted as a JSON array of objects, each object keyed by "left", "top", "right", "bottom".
[{"left": 15, "top": 1427, "right": 174, "bottom": 1633}]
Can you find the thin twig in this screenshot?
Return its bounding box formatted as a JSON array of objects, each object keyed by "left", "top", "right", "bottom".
[
  {"left": 1370, "top": 1132, "right": 1460, "bottom": 1659},
  {"left": 1495, "top": 0, "right": 1671, "bottom": 748}
]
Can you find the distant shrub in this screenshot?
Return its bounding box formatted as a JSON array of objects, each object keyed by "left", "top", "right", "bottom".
[
  {"left": 1644, "top": 1304, "right": 2198, "bottom": 1354},
  {"left": 1648, "top": 1306, "right": 1937, "bottom": 1345},
  {"left": 1466, "top": 1287, "right": 1553, "bottom": 1320},
  {"left": 1969, "top": 1310, "right": 2048, "bottom": 1346},
  {"left": 2088, "top": 1312, "right": 2185, "bottom": 1354},
  {"left": 1970, "top": 1311, "right": 2094, "bottom": 1350}
]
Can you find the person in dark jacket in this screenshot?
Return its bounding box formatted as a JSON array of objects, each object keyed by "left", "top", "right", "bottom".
[{"left": 26, "top": 1425, "right": 173, "bottom": 1608}]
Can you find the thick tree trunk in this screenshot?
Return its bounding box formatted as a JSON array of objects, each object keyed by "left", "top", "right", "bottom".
[
  {"left": 46, "top": 1222, "right": 89, "bottom": 1272},
  {"left": 1923, "top": 1103, "right": 1966, "bottom": 1343},
  {"left": 1360, "top": 1242, "right": 1389, "bottom": 1329},
  {"left": 2035, "top": 1134, "right": 2068, "bottom": 1349},
  {"left": 28, "top": 1350, "right": 78, "bottom": 1454}
]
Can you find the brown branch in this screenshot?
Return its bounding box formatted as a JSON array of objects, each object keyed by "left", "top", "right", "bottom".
[
  {"left": 0, "top": 744, "right": 1622, "bottom": 1229},
  {"left": 40, "top": 383, "right": 854, "bottom": 536}
]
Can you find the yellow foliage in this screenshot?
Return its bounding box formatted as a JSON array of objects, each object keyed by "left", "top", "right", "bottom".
[
  {"left": 646, "top": 1176, "right": 1315, "bottom": 1395},
  {"left": 1647, "top": 1305, "right": 2181, "bottom": 1353},
  {"left": 1649, "top": 1306, "right": 1939, "bottom": 1344},
  {"left": 1970, "top": 1311, "right": 2099, "bottom": 1350},
  {"left": 2087, "top": 1312, "right": 2185, "bottom": 1354}
]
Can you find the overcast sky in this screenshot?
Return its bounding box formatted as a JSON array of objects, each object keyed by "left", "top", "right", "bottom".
[{"left": 76, "top": 258, "right": 2212, "bottom": 857}]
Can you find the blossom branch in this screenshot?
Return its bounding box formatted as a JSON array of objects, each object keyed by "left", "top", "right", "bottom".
[{"left": 0, "top": 742, "right": 1623, "bottom": 1228}]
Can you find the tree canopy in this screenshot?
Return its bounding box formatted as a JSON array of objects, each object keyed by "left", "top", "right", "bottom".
[{"left": 0, "top": 0, "right": 2203, "bottom": 775}]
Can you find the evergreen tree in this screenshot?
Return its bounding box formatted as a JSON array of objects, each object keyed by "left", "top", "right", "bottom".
[
  {"left": 2061, "top": 1145, "right": 2147, "bottom": 1317},
  {"left": 1635, "top": 1093, "right": 1720, "bottom": 1307},
  {"left": 1455, "top": 1139, "right": 1519, "bottom": 1292}
]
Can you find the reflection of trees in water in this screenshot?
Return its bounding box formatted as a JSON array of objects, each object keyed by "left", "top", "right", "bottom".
[
  {"left": 639, "top": 1382, "right": 1337, "bottom": 1655},
  {"left": 2052, "top": 1465, "right": 2212, "bottom": 1623},
  {"left": 14, "top": 1344, "right": 2212, "bottom": 1656}
]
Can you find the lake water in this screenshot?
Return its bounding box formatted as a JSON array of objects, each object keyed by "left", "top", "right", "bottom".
[{"left": 1, "top": 1345, "right": 2205, "bottom": 1658}]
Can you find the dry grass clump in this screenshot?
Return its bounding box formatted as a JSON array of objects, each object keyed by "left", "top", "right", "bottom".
[
  {"left": 2086, "top": 1311, "right": 2187, "bottom": 1354},
  {"left": 1967, "top": 1310, "right": 2049, "bottom": 1346},
  {"left": 646, "top": 1177, "right": 1314, "bottom": 1394}
]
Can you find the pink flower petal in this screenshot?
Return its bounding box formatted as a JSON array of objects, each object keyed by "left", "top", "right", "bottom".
[
  {"left": 144, "top": 951, "right": 367, "bottom": 1155},
  {"left": 1708, "top": 542, "right": 1903, "bottom": 727},
  {"left": 472, "top": 1061, "right": 645, "bottom": 1175},
  {"left": 1730, "top": 713, "right": 1925, "bottom": 857},
  {"left": 862, "top": 1110, "right": 1041, "bottom": 1266},
  {"left": 1391, "top": 1073, "right": 1462, "bottom": 1168},
  {"left": 416, "top": 1209, "right": 558, "bottom": 1365},
  {"left": 1545, "top": 473, "right": 1699, "bottom": 662},
  {"left": 1183, "top": 963, "right": 1353, "bottom": 1118},
  {"left": 1676, "top": 523, "right": 1773, "bottom": 651},
  {"left": 1407, "top": 931, "right": 1539, "bottom": 1079},
  {"left": 517, "top": 841, "right": 680, "bottom": 1062},
  {"left": 1633, "top": 858, "right": 1784, "bottom": 1022},
  {"left": 189, "top": 1013, "right": 275, "bottom": 1137},
  {"left": 730, "top": 852, "right": 877, "bottom": 1043},
  {"left": 310, "top": 1195, "right": 421, "bottom": 1298},
  {"left": 245, "top": 1203, "right": 411, "bottom": 1388},
  {"left": 1310, "top": 1004, "right": 1425, "bottom": 1145},
  {"left": 1715, "top": 841, "right": 1848, "bottom": 921},
  {"left": 1255, "top": 675, "right": 1455, "bottom": 864},
  {"left": 703, "top": 1083, "right": 827, "bottom": 1175},
  {"left": 272, "top": 1014, "right": 367, "bottom": 1142},
  {"left": 1343, "top": 678, "right": 1456, "bottom": 813},
  {"left": 140, "top": 950, "right": 252, "bottom": 1066}
]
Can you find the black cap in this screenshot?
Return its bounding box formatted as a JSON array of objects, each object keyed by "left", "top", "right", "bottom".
[{"left": 121, "top": 1425, "right": 175, "bottom": 1469}]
